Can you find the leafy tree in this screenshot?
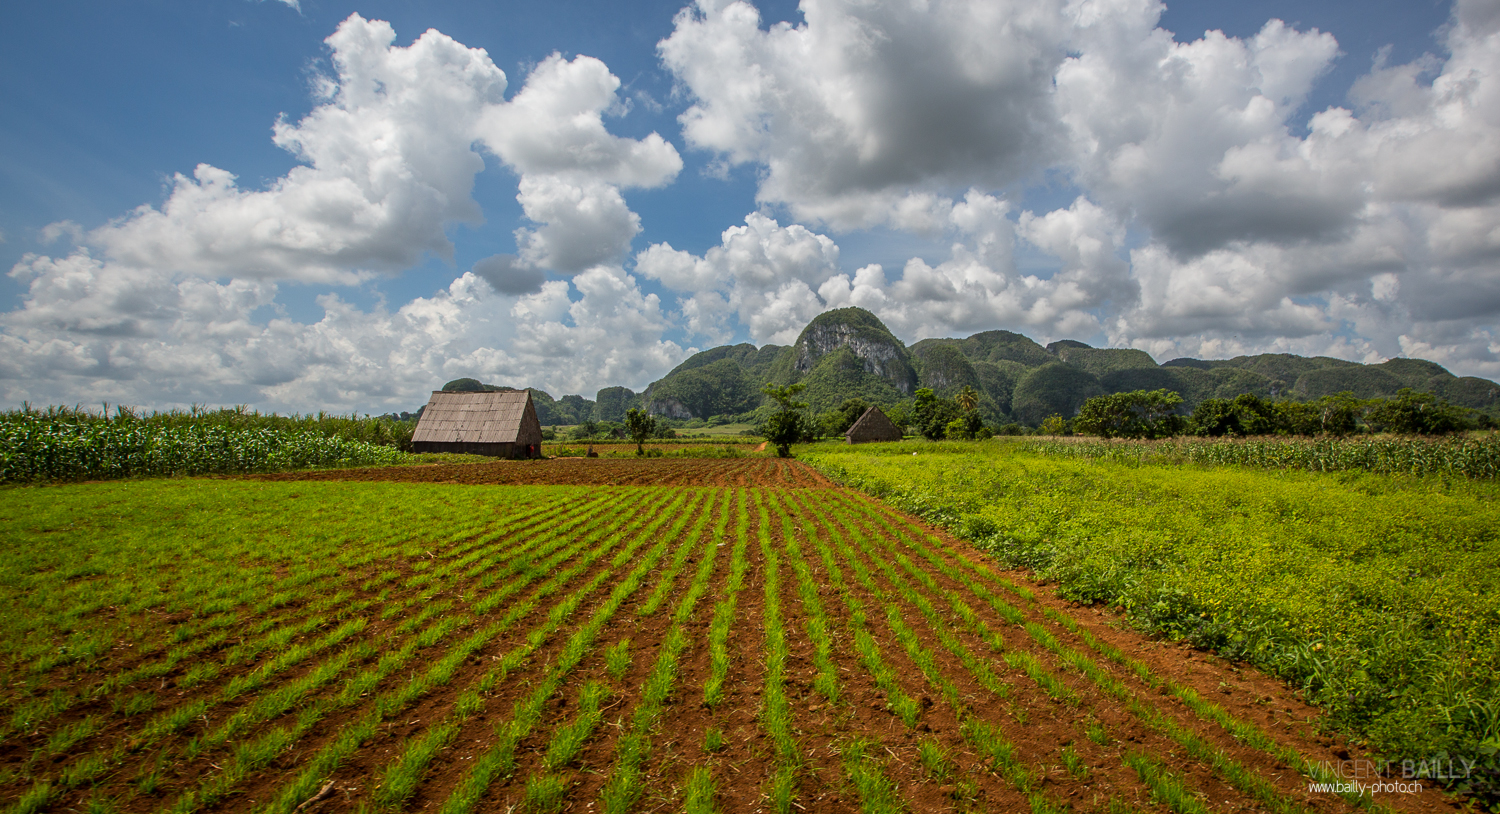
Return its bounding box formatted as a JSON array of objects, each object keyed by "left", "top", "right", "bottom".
[
  {"left": 1313, "top": 393, "right": 1363, "bottom": 436},
  {"left": 1073, "top": 389, "right": 1185, "bottom": 439},
  {"left": 1230, "top": 393, "right": 1278, "bottom": 435},
  {"left": 1193, "top": 391, "right": 1363, "bottom": 437},
  {"left": 1189, "top": 398, "right": 1240, "bottom": 437},
  {"left": 884, "top": 404, "right": 911, "bottom": 433},
  {"left": 624, "top": 408, "right": 658, "bottom": 455},
  {"left": 568, "top": 420, "right": 600, "bottom": 440},
  {"left": 913, "top": 387, "right": 962, "bottom": 440},
  {"left": 1191, "top": 394, "right": 1279, "bottom": 436},
  {"left": 816, "top": 398, "right": 870, "bottom": 438},
  {"left": 593, "top": 420, "right": 626, "bottom": 439},
  {"left": 1365, "top": 388, "right": 1468, "bottom": 435},
  {"left": 944, "top": 384, "right": 987, "bottom": 440},
  {"left": 1272, "top": 393, "right": 1362, "bottom": 436},
  {"left": 1038, "top": 414, "right": 1070, "bottom": 436},
  {"left": 652, "top": 423, "right": 678, "bottom": 440},
  {"left": 759, "top": 383, "right": 810, "bottom": 457}
]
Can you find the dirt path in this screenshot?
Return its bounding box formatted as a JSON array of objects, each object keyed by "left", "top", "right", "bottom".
[{"left": 248, "top": 457, "right": 832, "bottom": 487}]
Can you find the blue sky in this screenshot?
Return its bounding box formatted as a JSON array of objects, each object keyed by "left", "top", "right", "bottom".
[{"left": 2, "top": 0, "right": 1495, "bottom": 412}]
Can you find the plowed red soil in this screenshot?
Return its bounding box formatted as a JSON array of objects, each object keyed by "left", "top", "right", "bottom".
[
  {"left": 3, "top": 465, "right": 1458, "bottom": 814},
  {"left": 249, "top": 457, "right": 833, "bottom": 487}
]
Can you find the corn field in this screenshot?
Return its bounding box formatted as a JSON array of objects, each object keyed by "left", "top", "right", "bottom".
[
  {"left": 1024, "top": 433, "right": 1500, "bottom": 479},
  {"left": 0, "top": 405, "right": 407, "bottom": 483}
]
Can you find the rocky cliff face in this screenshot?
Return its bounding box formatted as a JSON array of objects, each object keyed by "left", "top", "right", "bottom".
[
  {"left": 643, "top": 397, "right": 694, "bottom": 419},
  {"left": 793, "top": 309, "right": 917, "bottom": 394}
]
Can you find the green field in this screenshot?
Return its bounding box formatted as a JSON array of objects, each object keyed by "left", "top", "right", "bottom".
[
  {"left": 4, "top": 462, "right": 1454, "bottom": 813},
  {"left": 801, "top": 438, "right": 1500, "bottom": 790}
]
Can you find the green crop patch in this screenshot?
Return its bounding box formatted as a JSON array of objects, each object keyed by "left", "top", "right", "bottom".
[
  {"left": 0, "top": 460, "right": 1464, "bottom": 813},
  {"left": 806, "top": 438, "right": 1500, "bottom": 805}
]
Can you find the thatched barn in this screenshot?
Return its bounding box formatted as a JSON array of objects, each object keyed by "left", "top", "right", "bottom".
[
  {"left": 845, "top": 406, "right": 903, "bottom": 444},
  {"left": 410, "top": 390, "right": 544, "bottom": 458}
]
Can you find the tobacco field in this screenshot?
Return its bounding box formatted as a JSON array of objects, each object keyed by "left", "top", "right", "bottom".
[{"left": 0, "top": 457, "right": 1463, "bottom": 813}]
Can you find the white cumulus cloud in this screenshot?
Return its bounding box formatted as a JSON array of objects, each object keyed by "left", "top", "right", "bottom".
[
  {"left": 659, "top": 0, "right": 1072, "bottom": 229},
  {"left": 0, "top": 15, "right": 689, "bottom": 411},
  {"left": 657, "top": 0, "right": 1500, "bottom": 378}
]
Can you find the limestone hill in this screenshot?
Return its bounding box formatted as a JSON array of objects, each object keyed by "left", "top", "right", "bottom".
[{"left": 449, "top": 307, "right": 1500, "bottom": 426}]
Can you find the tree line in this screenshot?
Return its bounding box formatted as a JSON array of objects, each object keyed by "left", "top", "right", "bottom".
[
  {"left": 751, "top": 383, "right": 1492, "bottom": 455},
  {"left": 1069, "top": 387, "right": 1491, "bottom": 439}
]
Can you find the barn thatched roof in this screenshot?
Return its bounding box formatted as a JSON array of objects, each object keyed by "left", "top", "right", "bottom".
[
  {"left": 412, "top": 390, "right": 534, "bottom": 445},
  {"left": 845, "top": 406, "right": 903, "bottom": 443}
]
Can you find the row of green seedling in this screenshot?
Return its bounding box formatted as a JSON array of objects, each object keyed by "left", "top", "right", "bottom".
[
  {"left": 11, "top": 491, "right": 597, "bottom": 806},
  {"left": 769, "top": 491, "right": 915, "bottom": 814},
  {"left": 702, "top": 491, "right": 752, "bottom": 707},
  {"left": 5, "top": 494, "right": 558, "bottom": 741},
  {"left": 787, "top": 494, "right": 935, "bottom": 812},
  {"left": 256, "top": 488, "right": 692, "bottom": 814},
  {"left": 595, "top": 490, "right": 730, "bottom": 814},
  {"left": 432, "top": 491, "right": 721, "bottom": 814},
  {"left": 7, "top": 596, "right": 383, "bottom": 814},
  {"left": 373, "top": 489, "right": 720, "bottom": 814},
  {"left": 827, "top": 492, "right": 1255, "bottom": 812},
  {"left": 755, "top": 494, "right": 802, "bottom": 814},
  {"left": 813, "top": 498, "right": 1060, "bottom": 812},
  {"left": 836, "top": 495, "right": 1267, "bottom": 809},
  {"left": 126, "top": 489, "right": 668, "bottom": 814},
  {"left": 843, "top": 492, "right": 1361, "bottom": 813}
]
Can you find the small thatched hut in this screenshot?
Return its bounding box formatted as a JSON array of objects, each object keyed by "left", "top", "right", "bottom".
[
  {"left": 845, "top": 406, "right": 903, "bottom": 444},
  {"left": 410, "top": 390, "right": 544, "bottom": 458}
]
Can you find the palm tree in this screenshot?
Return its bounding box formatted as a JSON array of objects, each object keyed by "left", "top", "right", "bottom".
[{"left": 956, "top": 385, "right": 979, "bottom": 413}]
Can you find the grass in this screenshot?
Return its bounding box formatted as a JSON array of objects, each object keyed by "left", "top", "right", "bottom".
[
  {"left": 804, "top": 439, "right": 1500, "bottom": 782},
  {"left": 703, "top": 491, "right": 751, "bottom": 706},
  {"left": 962, "top": 718, "right": 1032, "bottom": 791},
  {"left": 544, "top": 681, "right": 611, "bottom": 769},
  {"left": 604, "top": 638, "right": 631, "bottom": 680},
  {"left": 771, "top": 491, "right": 840, "bottom": 703},
  {"left": 683, "top": 766, "right": 719, "bottom": 814},
  {"left": 847, "top": 487, "right": 1334, "bottom": 814},
  {"left": 599, "top": 508, "right": 723, "bottom": 814},
  {"left": 1122, "top": 751, "right": 1211, "bottom": 814},
  {"left": 841, "top": 738, "right": 907, "bottom": 814},
  {"left": 259, "top": 492, "right": 680, "bottom": 814},
  {"left": 436, "top": 501, "right": 695, "bottom": 814},
  {"left": 1025, "top": 433, "right": 1500, "bottom": 480},
  {"left": 819, "top": 498, "right": 1075, "bottom": 804},
  {"left": 755, "top": 495, "right": 800, "bottom": 814},
  {"left": 827, "top": 488, "right": 1352, "bottom": 814},
  {"left": 917, "top": 738, "right": 952, "bottom": 779},
  {"left": 1085, "top": 719, "right": 1109, "bottom": 746},
  {"left": 1061, "top": 744, "right": 1087, "bottom": 779},
  {"left": 523, "top": 773, "right": 569, "bottom": 814},
  {"left": 704, "top": 727, "right": 725, "bottom": 752},
  {"left": 3, "top": 459, "right": 1436, "bottom": 813}
]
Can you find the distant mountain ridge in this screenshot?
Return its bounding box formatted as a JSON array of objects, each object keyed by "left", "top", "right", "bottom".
[{"left": 447, "top": 307, "right": 1500, "bottom": 426}]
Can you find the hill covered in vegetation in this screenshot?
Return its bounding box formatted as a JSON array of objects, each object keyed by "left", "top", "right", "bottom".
[{"left": 441, "top": 307, "right": 1500, "bottom": 428}]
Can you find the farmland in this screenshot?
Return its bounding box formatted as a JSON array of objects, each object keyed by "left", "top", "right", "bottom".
[
  {"left": 0, "top": 458, "right": 1462, "bottom": 813},
  {"left": 803, "top": 440, "right": 1500, "bottom": 805}
]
